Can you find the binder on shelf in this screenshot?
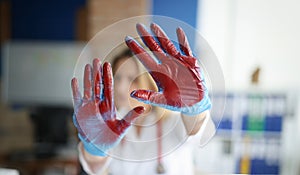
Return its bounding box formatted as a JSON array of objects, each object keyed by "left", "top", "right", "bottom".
[{"left": 211, "top": 91, "right": 287, "bottom": 175}]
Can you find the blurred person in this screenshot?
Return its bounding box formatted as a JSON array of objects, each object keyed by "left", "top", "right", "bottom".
[{"left": 71, "top": 23, "right": 215, "bottom": 175}]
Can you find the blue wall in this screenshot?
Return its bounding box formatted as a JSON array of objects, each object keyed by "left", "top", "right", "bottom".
[
  {"left": 10, "top": 0, "right": 198, "bottom": 40},
  {"left": 11, "top": 0, "right": 86, "bottom": 40},
  {"left": 0, "top": 0, "right": 86, "bottom": 77},
  {"left": 152, "top": 0, "right": 198, "bottom": 28},
  {"left": 151, "top": 0, "right": 199, "bottom": 51}
]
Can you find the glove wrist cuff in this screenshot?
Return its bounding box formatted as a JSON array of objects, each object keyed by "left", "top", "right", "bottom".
[
  {"left": 82, "top": 140, "right": 107, "bottom": 157},
  {"left": 181, "top": 94, "right": 212, "bottom": 116},
  {"left": 79, "top": 133, "right": 107, "bottom": 157}
]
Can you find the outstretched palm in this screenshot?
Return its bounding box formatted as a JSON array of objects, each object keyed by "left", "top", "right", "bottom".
[
  {"left": 126, "top": 23, "right": 211, "bottom": 115},
  {"left": 71, "top": 59, "right": 144, "bottom": 155}
]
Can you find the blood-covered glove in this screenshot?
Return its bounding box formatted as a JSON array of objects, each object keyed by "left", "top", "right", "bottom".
[
  {"left": 125, "top": 23, "right": 211, "bottom": 116},
  {"left": 71, "top": 59, "right": 144, "bottom": 156}
]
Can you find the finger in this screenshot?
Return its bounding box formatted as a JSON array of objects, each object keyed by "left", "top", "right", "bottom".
[
  {"left": 72, "top": 113, "right": 79, "bottom": 128},
  {"left": 71, "top": 78, "right": 82, "bottom": 108},
  {"left": 136, "top": 23, "right": 166, "bottom": 61},
  {"left": 125, "top": 36, "right": 159, "bottom": 70},
  {"left": 84, "top": 64, "right": 93, "bottom": 100},
  {"left": 130, "top": 89, "right": 167, "bottom": 106},
  {"left": 102, "top": 62, "right": 114, "bottom": 109},
  {"left": 176, "top": 27, "right": 193, "bottom": 57},
  {"left": 122, "top": 106, "right": 145, "bottom": 124},
  {"left": 150, "top": 23, "right": 180, "bottom": 57},
  {"left": 93, "top": 58, "right": 102, "bottom": 101}
]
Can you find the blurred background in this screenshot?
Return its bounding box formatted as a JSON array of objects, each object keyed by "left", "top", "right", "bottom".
[{"left": 0, "top": 0, "right": 299, "bottom": 174}]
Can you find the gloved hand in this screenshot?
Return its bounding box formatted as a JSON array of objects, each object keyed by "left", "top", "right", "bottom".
[
  {"left": 71, "top": 59, "right": 145, "bottom": 156},
  {"left": 125, "top": 23, "right": 211, "bottom": 116}
]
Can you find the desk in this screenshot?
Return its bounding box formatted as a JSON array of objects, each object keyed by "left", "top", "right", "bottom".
[{"left": 0, "top": 151, "right": 80, "bottom": 175}]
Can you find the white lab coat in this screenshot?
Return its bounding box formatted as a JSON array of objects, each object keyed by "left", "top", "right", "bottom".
[{"left": 78, "top": 111, "right": 215, "bottom": 175}]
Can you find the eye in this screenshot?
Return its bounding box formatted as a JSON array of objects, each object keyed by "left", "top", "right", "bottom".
[{"left": 114, "top": 75, "right": 121, "bottom": 82}]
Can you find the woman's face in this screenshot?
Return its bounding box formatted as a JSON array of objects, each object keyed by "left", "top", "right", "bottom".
[{"left": 113, "top": 57, "right": 139, "bottom": 110}]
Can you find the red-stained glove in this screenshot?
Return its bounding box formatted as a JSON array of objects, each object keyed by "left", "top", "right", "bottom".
[
  {"left": 125, "top": 23, "right": 211, "bottom": 116},
  {"left": 71, "top": 59, "right": 144, "bottom": 156}
]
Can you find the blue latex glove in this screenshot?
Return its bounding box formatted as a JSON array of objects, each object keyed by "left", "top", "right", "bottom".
[
  {"left": 71, "top": 59, "right": 144, "bottom": 156},
  {"left": 126, "top": 23, "right": 211, "bottom": 116}
]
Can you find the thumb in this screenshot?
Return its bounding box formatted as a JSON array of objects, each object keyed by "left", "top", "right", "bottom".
[
  {"left": 106, "top": 107, "right": 144, "bottom": 136},
  {"left": 122, "top": 106, "right": 145, "bottom": 125},
  {"left": 130, "top": 89, "right": 167, "bottom": 106}
]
